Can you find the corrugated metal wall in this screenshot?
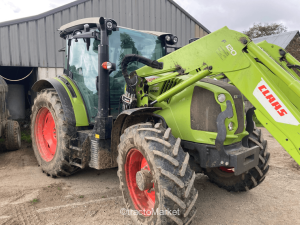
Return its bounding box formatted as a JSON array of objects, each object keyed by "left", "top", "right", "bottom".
[{"left": 0, "top": 0, "right": 209, "bottom": 68}]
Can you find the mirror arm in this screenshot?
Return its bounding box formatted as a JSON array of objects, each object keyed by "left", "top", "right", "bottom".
[{"left": 71, "top": 31, "right": 100, "bottom": 40}]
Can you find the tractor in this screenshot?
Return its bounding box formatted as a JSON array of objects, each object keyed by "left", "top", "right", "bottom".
[
  {"left": 30, "top": 16, "right": 296, "bottom": 225},
  {"left": 0, "top": 76, "right": 21, "bottom": 151}
]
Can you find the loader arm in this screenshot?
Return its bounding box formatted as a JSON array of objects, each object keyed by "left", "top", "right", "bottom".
[{"left": 135, "top": 26, "right": 300, "bottom": 166}]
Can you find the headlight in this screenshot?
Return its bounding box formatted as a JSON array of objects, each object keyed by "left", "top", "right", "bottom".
[
  {"left": 165, "top": 35, "right": 171, "bottom": 41},
  {"left": 228, "top": 122, "right": 234, "bottom": 131},
  {"left": 217, "top": 94, "right": 226, "bottom": 103},
  {"left": 107, "top": 21, "right": 113, "bottom": 29},
  {"left": 173, "top": 36, "right": 178, "bottom": 43}
]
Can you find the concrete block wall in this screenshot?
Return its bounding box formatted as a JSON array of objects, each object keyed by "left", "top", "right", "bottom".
[{"left": 37, "top": 68, "right": 64, "bottom": 79}]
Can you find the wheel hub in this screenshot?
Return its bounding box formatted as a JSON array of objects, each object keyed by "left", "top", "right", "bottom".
[
  {"left": 125, "top": 148, "right": 155, "bottom": 216},
  {"left": 136, "top": 169, "right": 153, "bottom": 191},
  {"left": 35, "top": 107, "right": 57, "bottom": 162}
]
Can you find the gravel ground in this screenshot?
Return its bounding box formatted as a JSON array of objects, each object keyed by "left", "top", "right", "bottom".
[{"left": 0, "top": 128, "right": 299, "bottom": 225}]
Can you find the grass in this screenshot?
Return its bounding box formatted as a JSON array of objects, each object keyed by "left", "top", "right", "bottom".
[
  {"left": 21, "top": 130, "right": 31, "bottom": 143},
  {"left": 0, "top": 130, "right": 31, "bottom": 144},
  {"left": 30, "top": 198, "right": 39, "bottom": 204},
  {"left": 79, "top": 195, "right": 84, "bottom": 198}
]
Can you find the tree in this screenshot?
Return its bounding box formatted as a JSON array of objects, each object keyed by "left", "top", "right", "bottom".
[{"left": 243, "top": 23, "right": 287, "bottom": 39}]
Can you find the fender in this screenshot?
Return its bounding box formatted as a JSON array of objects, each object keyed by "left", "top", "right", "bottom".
[
  {"left": 110, "top": 107, "right": 164, "bottom": 166},
  {"left": 32, "top": 76, "right": 89, "bottom": 127}
]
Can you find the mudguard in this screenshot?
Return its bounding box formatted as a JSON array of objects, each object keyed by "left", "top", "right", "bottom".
[
  {"left": 32, "top": 76, "right": 89, "bottom": 127},
  {"left": 110, "top": 107, "right": 163, "bottom": 166}
]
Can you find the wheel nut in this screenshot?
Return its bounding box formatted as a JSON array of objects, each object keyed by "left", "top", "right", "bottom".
[{"left": 136, "top": 169, "right": 153, "bottom": 191}]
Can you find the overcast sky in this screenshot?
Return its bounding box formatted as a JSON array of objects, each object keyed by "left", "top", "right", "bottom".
[{"left": 0, "top": 0, "right": 299, "bottom": 33}]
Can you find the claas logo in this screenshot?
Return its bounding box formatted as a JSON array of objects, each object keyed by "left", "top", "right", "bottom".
[{"left": 258, "top": 85, "right": 287, "bottom": 117}]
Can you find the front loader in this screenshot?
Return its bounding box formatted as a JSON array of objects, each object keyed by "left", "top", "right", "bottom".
[{"left": 29, "top": 16, "right": 296, "bottom": 225}]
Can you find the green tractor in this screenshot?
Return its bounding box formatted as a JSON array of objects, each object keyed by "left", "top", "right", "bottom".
[
  {"left": 31, "top": 17, "right": 274, "bottom": 224},
  {"left": 0, "top": 76, "right": 22, "bottom": 151}
]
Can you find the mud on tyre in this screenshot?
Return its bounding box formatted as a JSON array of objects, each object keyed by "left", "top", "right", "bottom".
[
  {"left": 5, "top": 120, "right": 21, "bottom": 151},
  {"left": 204, "top": 126, "right": 270, "bottom": 192},
  {"left": 31, "top": 88, "right": 80, "bottom": 177},
  {"left": 117, "top": 122, "right": 198, "bottom": 225}
]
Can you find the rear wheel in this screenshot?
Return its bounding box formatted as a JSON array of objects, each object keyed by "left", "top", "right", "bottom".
[
  {"left": 204, "top": 127, "right": 270, "bottom": 192},
  {"left": 5, "top": 120, "right": 21, "bottom": 150},
  {"left": 31, "top": 89, "right": 80, "bottom": 177},
  {"left": 118, "top": 122, "right": 198, "bottom": 225}
]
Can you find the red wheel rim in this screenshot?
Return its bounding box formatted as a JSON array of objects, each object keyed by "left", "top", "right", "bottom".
[
  {"left": 125, "top": 148, "right": 155, "bottom": 216},
  {"left": 219, "top": 166, "right": 234, "bottom": 173},
  {"left": 34, "top": 107, "right": 57, "bottom": 162}
]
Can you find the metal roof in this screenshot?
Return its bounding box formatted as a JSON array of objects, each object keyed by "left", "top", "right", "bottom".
[
  {"left": 253, "top": 30, "right": 300, "bottom": 49},
  {"left": 0, "top": 0, "right": 210, "bottom": 68},
  {"left": 0, "top": 0, "right": 210, "bottom": 34}
]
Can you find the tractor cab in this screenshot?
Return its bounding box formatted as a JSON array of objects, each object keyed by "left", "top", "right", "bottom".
[{"left": 59, "top": 17, "right": 178, "bottom": 123}]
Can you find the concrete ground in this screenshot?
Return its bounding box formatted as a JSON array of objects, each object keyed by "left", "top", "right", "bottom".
[{"left": 0, "top": 128, "right": 299, "bottom": 225}]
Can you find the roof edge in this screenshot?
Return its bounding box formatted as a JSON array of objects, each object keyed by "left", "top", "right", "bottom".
[
  {"left": 0, "top": 0, "right": 211, "bottom": 34},
  {"left": 0, "top": 0, "right": 89, "bottom": 28},
  {"left": 168, "top": 0, "right": 210, "bottom": 34},
  {"left": 253, "top": 30, "right": 300, "bottom": 40}
]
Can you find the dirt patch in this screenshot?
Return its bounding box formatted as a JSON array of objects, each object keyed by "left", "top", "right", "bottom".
[
  {"left": 0, "top": 128, "right": 300, "bottom": 225},
  {"left": 0, "top": 142, "right": 37, "bottom": 168}
]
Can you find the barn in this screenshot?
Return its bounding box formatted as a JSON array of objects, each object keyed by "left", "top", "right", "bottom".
[{"left": 0, "top": 0, "right": 210, "bottom": 119}]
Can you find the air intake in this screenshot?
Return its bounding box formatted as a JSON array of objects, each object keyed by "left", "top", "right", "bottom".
[{"left": 160, "top": 78, "right": 182, "bottom": 94}]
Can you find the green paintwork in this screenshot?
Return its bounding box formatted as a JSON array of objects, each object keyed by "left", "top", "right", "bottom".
[
  {"left": 255, "top": 41, "right": 300, "bottom": 81},
  {"left": 135, "top": 26, "right": 300, "bottom": 165},
  {"left": 156, "top": 70, "right": 211, "bottom": 103},
  {"left": 152, "top": 76, "right": 247, "bottom": 146},
  {"left": 136, "top": 77, "right": 149, "bottom": 107},
  {"left": 54, "top": 76, "right": 89, "bottom": 126}
]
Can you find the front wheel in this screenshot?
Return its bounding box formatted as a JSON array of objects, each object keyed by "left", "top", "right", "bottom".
[
  {"left": 204, "top": 127, "right": 270, "bottom": 192},
  {"left": 117, "top": 122, "right": 198, "bottom": 225}
]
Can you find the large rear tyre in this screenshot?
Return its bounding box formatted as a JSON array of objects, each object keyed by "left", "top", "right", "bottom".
[
  {"left": 204, "top": 127, "right": 270, "bottom": 192},
  {"left": 118, "top": 122, "right": 198, "bottom": 225},
  {"left": 5, "top": 120, "right": 21, "bottom": 150},
  {"left": 31, "top": 89, "right": 80, "bottom": 177}
]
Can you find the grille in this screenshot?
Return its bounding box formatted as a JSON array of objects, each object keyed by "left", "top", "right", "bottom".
[
  {"left": 190, "top": 86, "right": 221, "bottom": 132},
  {"left": 200, "top": 78, "right": 245, "bottom": 134},
  {"left": 160, "top": 78, "right": 182, "bottom": 94}
]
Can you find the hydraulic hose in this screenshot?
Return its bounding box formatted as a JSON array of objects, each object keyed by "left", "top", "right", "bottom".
[{"left": 121, "top": 54, "right": 163, "bottom": 88}]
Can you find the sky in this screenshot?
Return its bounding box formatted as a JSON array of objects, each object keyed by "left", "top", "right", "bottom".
[
  {"left": 0, "top": 0, "right": 299, "bottom": 33},
  {"left": 174, "top": 0, "right": 300, "bottom": 32}
]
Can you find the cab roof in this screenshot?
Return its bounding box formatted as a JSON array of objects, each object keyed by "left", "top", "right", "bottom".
[{"left": 59, "top": 17, "right": 171, "bottom": 39}]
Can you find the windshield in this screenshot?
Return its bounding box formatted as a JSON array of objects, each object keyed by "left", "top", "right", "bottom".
[
  {"left": 109, "top": 28, "right": 165, "bottom": 117},
  {"left": 68, "top": 28, "right": 165, "bottom": 123}
]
